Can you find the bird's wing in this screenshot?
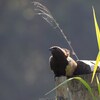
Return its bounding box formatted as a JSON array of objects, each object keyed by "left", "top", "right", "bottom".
[{"left": 78, "top": 60, "right": 100, "bottom": 72}]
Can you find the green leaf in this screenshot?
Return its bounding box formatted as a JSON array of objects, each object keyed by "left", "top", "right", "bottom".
[
  {"left": 91, "top": 52, "right": 100, "bottom": 83},
  {"left": 92, "top": 7, "right": 100, "bottom": 82},
  {"left": 96, "top": 75, "right": 100, "bottom": 95},
  {"left": 45, "top": 77, "right": 73, "bottom": 95},
  {"left": 92, "top": 6, "right": 100, "bottom": 50},
  {"left": 74, "top": 77, "right": 96, "bottom": 100},
  {"left": 45, "top": 77, "right": 96, "bottom": 100}
]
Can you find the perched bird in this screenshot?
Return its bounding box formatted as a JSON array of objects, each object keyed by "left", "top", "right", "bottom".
[
  {"left": 49, "top": 46, "right": 76, "bottom": 77},
  {"left": 49, "top": 46, "right": 100, "bottom": 77},
  {"left": 49, "top": 46, "right": 68, "bottom": 77}
]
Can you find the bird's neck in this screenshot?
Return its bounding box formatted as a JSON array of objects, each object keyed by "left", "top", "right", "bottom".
[{"left": 66, "top": 56, "right": 77, "bottom": 77}]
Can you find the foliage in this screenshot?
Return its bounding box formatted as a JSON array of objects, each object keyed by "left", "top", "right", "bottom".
[
  {"left": 91, "top": 7, "right": 100, "bottom": 83},
  {"left": 45, "top": 76, "right": 96, "bottom": 100},
  {"left": 96, "top": 76, "right": 100, "bottom": 95}
]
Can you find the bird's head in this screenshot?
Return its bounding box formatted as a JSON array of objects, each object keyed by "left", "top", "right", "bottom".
[{"left": 49, "top": 46, "right": 70, "bottom": 59}]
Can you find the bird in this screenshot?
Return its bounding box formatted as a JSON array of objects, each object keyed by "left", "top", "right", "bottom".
[{"left": 49, "top": 46, "right": 100, "bottom": 77}]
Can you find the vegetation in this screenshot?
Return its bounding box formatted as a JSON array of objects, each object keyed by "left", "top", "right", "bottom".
[{"left": 0, "top": 0, "right": 100, "bottom": 100}]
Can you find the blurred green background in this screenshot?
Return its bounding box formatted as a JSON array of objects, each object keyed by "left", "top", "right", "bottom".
[{"left": 0, "top": 0, "right": 100, "bottom": 100}]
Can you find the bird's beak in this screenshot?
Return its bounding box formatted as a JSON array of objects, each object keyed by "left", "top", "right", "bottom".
[
  {"left": 49, "top": 48, "right": 52, "bottom": 52},
  {"left": 49, "top": 47, "right": 53, "bottom": 51}
]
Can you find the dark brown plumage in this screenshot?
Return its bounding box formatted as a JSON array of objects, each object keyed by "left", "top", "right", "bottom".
[{"left": 49, "top": 46, "right": 69, "bottom": 77}]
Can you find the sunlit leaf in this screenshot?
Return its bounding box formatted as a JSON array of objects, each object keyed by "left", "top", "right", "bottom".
[
  {"left": 92, "top": 7, "right": 100, "bottom": 82},
  {"left": 92, "top": 7, "right": 100, "bottom": 50},
  {"left": 91, "top": 52, "right": 100, "bottom": 82},
  {"left": 45, "top": 77, "right": 96, "bottom": 100}
]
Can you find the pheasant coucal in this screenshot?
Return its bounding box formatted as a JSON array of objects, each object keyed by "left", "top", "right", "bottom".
[{"left": 49, "top": 46, "right": 100, "bottom": 77}]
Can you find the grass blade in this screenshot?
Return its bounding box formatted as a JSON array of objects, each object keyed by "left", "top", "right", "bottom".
[
  {"left": 92, "top": 7, "right": 100, "bottom": 82},
  {"left": 74, "top": 77, "right": 96, "bottom": 100},
  {"left": 92, "top": 6, "right": 100, "bottom": 50},
  {"left": 45, "top": 77, "right": 96, "bottom": 100},
  {"left": 45, "top": 77, "right": 73, "bottom": 95},
  {"left": 91, "top": 52, "right": 100, "bottom": 83},
  {"left": 96, "top": 75, "right": 100, "bottom": 95}
]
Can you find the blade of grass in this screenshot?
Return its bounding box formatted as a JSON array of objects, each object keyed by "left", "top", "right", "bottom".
[
  {"left": 91, "top": 52, "right": 100, "bottom": 83},
  {"left": 92, "top": 6, "right": 100, "bottom": 50},
  {"left": 45, "top": 77, "right": 73, "bottom": 95},
  {"left": 96, "top": 75, "right": 100, "bottom": 95},
  {"left": 92, "top": 7, "right": 100, "bottom": 82},
  {"left": 45, "top": 77, "right": 96, "bottom": 100},
  {"left": 74, "top": 77, "right": 96, "bottom": 100}
]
